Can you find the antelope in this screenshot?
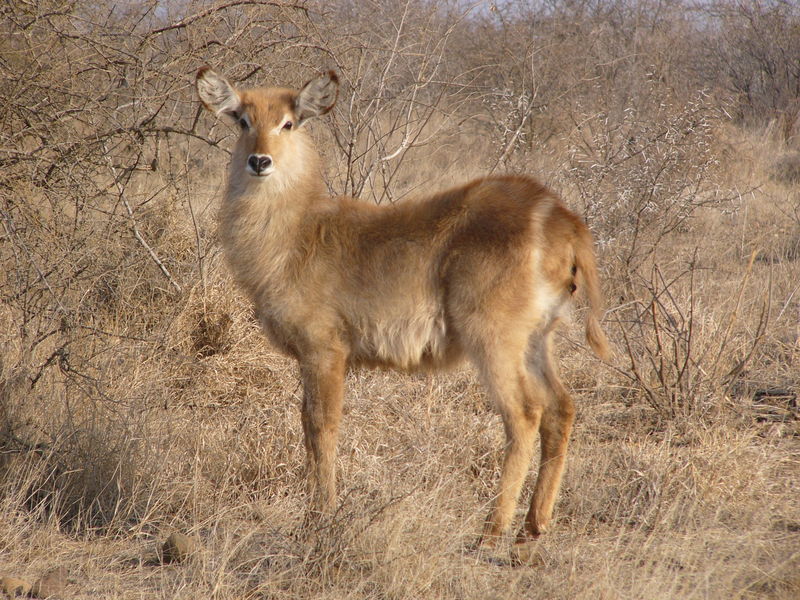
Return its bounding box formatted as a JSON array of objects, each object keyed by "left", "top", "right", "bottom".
[{"left": 195, "top": 67, "right": 610, "bottom": 546}]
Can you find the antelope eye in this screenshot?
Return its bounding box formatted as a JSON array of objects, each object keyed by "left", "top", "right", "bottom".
[{"left": 283, "top": 121, "right": 293, "bottom": 130}]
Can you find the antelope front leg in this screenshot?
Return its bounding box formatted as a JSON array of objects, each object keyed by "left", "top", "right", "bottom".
[{"left": 300, "top": 350, "right": 346, "bottom": 513}]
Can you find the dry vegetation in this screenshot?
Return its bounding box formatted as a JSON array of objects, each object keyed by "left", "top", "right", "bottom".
[{"left": 1, "top": 0, "right": 798, "bottom": 598}]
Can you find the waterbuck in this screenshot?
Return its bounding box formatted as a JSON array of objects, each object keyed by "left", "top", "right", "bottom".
[{"left": 196, "top": 67, "right": 609, "bottom": 545}]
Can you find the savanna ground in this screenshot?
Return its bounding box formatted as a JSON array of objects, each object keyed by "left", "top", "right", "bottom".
[{"left": 1, "top": 1, "right": 799, "bottom": 598}]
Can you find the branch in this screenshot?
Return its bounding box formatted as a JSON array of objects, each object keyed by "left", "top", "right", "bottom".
[{"left": 143, "top": 1, "right": 308, "bottom": 40}]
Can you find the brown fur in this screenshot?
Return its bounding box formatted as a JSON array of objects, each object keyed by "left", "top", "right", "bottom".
[{"left": 196, "top": 67, "right": 610, "bottom": 545}]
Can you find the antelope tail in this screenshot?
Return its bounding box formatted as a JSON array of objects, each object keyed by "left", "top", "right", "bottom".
[{"left": 574, "top": 230, "right": 611, "bottom": 360}]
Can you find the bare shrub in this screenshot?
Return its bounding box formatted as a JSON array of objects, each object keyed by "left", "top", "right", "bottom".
[
  {"left": 702, "top": 0, "right": 800, "bottom": 132},
  {"left": 296, "top": 0, "right": 483, "bottom": 203},
  {"left": 614, "top": 255, "right": 769, "bottom": 419},
  {"left": 565, "top": 87, "right": 727, "bottom": 280}
]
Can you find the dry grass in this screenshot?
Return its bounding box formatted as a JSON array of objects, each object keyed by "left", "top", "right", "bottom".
[{"left": 1, "top": 1, "right": 799, "bottom": 598}]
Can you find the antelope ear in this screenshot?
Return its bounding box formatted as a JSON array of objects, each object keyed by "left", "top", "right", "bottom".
[
  {"left": 295, "top": 71, "right": 339, "bottom": 126},
  {"left": 196, "top": 66, "right": 242, "bottom": 117}
]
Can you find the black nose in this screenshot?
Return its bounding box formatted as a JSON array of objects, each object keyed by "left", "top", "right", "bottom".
[{"left": 248, "top": 154, "right": 272, "bottom": 174}]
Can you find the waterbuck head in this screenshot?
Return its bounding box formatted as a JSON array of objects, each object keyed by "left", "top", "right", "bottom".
[{"left": 195, "top": 67, "right": 338, "bottom": 183}]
